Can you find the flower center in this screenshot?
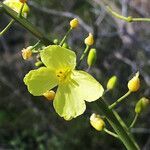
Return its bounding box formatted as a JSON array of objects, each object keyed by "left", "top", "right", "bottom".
[{"left": 56, "top": 68, "right": 71, "bottom": 83}]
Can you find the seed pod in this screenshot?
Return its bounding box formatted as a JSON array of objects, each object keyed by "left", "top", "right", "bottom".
[
  {"left": 87, "top": 48, "right": 97, "bottom": 67},
  {"left": 128, "top": 72, "right": 140, "bottom": 92},
  {"left": 135, "top": 97, "right": 149, "bottom": 114},
  {"left": 90, "top": 113, "right": 105, "bottom": 131},
  {"left": 84, "top": 33, "right": 94, "bottom": 46},
  {"left": 43, "top": 90, "right": 55, "bottom": 101},
  {"left": 21, "top": 46, "right": 32, "bottom": 60},
  {"left": 107, "top": 76, "right": 118, "bottom": 90},
  {"left": 70, "top": 18, "right": 79, "bottom": 29}
]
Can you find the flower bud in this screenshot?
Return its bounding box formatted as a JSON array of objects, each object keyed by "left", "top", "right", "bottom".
[
  {"left": 90, "top": 113, "right": 105, "bottom": 131},
  {"left": 35, "top": 61, "right": 44, "bottom": 67},
  {"left": 43, "top": 90, "right": 55, "bottom": 101},
  {"left": 62, "top": 43, "right": 69, "bottom": 48},
  {"left": 21, "top": 46, "right": 32, "bottom": 60},
  {"left": 135, "top": 97, "right": 149, "bottom": 114},
  {"left": 19, "top": 0, "right": 27, "bottom": 3},
  {"left": 70, "top": 18, "right": 79, "bottom": 29},
  {"left": 87, "top": 48, "right": 97, "bottom": 67},
  {"left": 53, "top": 39, "right": 59, "bottom": 45},
  {"left": 107, "top": 76, "right": 118, "bottom": 90},
  {"left": 128, "top": 72, "right": 140, "bottom": 92},
  {"left": 84, "top": 33, "right": 94, "bottom": 46}
]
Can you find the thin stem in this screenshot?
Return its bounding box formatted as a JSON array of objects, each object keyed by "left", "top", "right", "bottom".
[
  {"left": 1, "top": 2, "right": 53, "bottom": 45},
  {"left": 96, "top": 99, "right": 140, "bottom": 150},
  {"left": 130, "top": 114, "right": 139, "bottom": 129},
  {"left": 109, "top": 91, "right": 131, "bottom": 109},
  {"left": 77, "top": 45, "right": 89, "bottom": 68},
  {"left": 107, "top": 6, "right": 150, "bottom": 22},
  {"left": 104, "top": 128, "right": 119, "bottom": 139},
  {"left": 132, "top": 18, "right": 150, "bottom": 22},
  {"left": 0, "top": 19, "right": 15, "bottom": 36},
  {"left": 59, "top": 28, "right": 72, "bottom": 46}
]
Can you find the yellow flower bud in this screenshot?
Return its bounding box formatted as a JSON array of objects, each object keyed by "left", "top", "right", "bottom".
[
  {"left": 21, "top": 46, "right": 32, "bottom": 60},
  {"left": 19, "top": 0, "right": 27, "bottom": 3},
  {"left": 84, "top": 33, "right": 94, "bottom": 46},
  {"left": 87, "top": 48, "right": 97, "bottom": 67},
  {"left": 107, "top": 76, "right": 118, "bottom": 90},
  {"left": 128, "top": 72, "right": 140, "bottom": 92},
  {"left": 70, "top": 18, "right": 79, "bottom": 29},
  {"left": 43, "top": 90, "right": 55, "bottom": 101},
  {"left": 90, "top": 113, "right": 105, "bottom": 131},
  {"left": 135, "top": 97, "right": 149, "bottom": 114}
]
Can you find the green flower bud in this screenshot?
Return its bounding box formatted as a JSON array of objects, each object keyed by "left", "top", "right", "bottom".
[
  {"left": 53, "top": 39, "right": 59, "bottom": 45},
  {"left": 35, "top": 61, "right": 44, "bottom": 67},
  {"left": 107, "top": 76, "right": 117, "bottom": 90},
  {"left": 87, "top": 48, "right": 97, "bottom": 67},
  {"left": 62, "top": 43, "right": 69, "bottom": 48},
  {"left": 135, "top": 97, "right": 149, "bottom": 114}
]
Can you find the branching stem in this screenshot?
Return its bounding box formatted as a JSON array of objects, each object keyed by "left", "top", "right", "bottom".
[{"left": 109, "top": 91, "right": 131, "bottom": 109}]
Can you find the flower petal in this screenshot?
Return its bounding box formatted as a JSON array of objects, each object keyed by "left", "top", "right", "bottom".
[
  {"left": 40, "top": 45, "right": 76, "bottom": 70},
  {"left": 24, "top": 67, "right": 57, "bottom": 96},
  {"left": 71, "top": 70, "right": 104, "bottom": 102},
  {"left": 53, "top": 83, "right": 86, "bottom": 120}
]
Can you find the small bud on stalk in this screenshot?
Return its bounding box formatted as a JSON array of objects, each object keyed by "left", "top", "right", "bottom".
[
  {"left": 84, "top": 33, "right": 94, "bottom": 46},
  {"left": 128, "top": 72, "right": 140, "bottom": 92},
  {"left": 90, "top": 113, "right": 105, "bottom": 131},
  {"left": 70, "top": 18, "right": 79, "bottom": 29},
  {"left": 87, "top": 48, "right": 97, "bottom": 67},
  {"left": 107, "top": 76, "right": 118, "bottom": 90},
  {"left": 43, "top": 90, "right": 55, "bottom": 101},
  {"left": 135, "top": 97, "right": 149, "bottom": 114},
  {"left": 22, "top": 46, "right": 32, "bottom": 60}
]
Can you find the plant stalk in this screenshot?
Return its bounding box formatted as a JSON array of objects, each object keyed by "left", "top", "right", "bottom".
[
  {"left": 96, "top": 99, "right": 140, "bottom": 150},
  {"left": 1, "top": 2, "right": 53, "bottom": 45}
]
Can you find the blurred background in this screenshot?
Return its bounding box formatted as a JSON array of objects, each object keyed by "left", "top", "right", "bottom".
[{"left": 0, "top": 0, "right": 150, "bottom": 149}]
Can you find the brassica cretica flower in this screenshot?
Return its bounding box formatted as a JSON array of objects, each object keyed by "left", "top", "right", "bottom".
[{"left": 24, "top": 45, "right": 104, "bottom": 120}]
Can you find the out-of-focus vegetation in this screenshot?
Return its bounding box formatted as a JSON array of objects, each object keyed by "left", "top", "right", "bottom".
[{"left": 0, "top": 0, "right": 150, "bottom": 149}]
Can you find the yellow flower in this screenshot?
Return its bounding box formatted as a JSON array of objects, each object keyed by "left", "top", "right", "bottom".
[
  {"left": 84, "top": 33, "right": 94, "bottom": 46},
  {"left": 43, "top": 90, "right": 55, "bottom": 101},
  {"left": 70, "top": 18, "right": 79, "bottom": 29},
  {"left": 22, "top": 47, "right": 32, "bottom": 60},
  {"left": 90, "top": 113, "right": 105, "bottom": 131},
  {"left": 128, "top": 72, "right": 140, "bottom": 92}
]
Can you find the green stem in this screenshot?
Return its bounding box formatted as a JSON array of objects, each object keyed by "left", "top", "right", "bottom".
[
  {"left": 130, "top": 114, "right": 139, "bottom": 129},
  {"left": 59, "top": 28, "right": 72, "bottom": 46},
  {"left": 107, "top": 6, "right": 150, "bottom": 22},
  {"left": 1, "top": 2, "right": 53, "bottom": 45},
  {"left": 103, "top": 128, "right": 119, "bottom": 139},
  {"left": 109, "top": 91, "right": 131, "bottom": 109},
  {"left": 132, "top": 18, "right": 150, "bottom": 22},
  {"left": 0, "top": 19, "right": 15, "bottom": 36},
  {"left": 96, "top": 99, "right": 140, "bottom": 150},
  {"left": 77, "top": 45, "right": 89, "bottom": 68}
]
